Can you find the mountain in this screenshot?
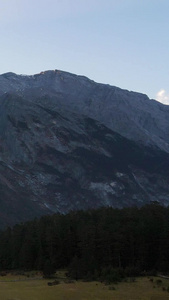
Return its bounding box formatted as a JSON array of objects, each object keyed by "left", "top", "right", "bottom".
[
  {"left": 0, "top": 70, "right": 169, "bottom": 228},
  {"left": 1, "top": 70, "right": 169, "bottom": 153}
]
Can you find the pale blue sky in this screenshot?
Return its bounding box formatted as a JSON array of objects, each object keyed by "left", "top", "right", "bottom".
[{"left": 0, "top": 0, "right": 169, "bottom": 103}]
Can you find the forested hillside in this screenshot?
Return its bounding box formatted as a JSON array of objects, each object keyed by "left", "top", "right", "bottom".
[{"left": 0, "top": 203, "right": 169, "bottom": 281}]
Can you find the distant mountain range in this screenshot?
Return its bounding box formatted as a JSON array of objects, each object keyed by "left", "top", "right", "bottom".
[{"left": 0, "top": 70, "right": 168, "bottom": 228}]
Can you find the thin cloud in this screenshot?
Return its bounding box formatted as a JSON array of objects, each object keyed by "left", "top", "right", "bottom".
[{"left": 156, "top": 89, "right": 169, "bottom": 105}]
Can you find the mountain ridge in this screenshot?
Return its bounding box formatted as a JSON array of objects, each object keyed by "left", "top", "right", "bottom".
[{"left": 0, "top": 69, "right": 169, "bottom": 153}]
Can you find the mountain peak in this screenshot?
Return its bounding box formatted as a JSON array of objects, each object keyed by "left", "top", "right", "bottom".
[{"left": 0, "top": 69, "right": 168, "bottom": 152}]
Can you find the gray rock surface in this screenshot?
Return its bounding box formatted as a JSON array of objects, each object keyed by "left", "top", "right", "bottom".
[{"left": 0, "top": 70, "right": 168, "bottom": 228}]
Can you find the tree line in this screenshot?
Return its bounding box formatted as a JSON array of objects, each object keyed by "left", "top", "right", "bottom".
[{"left": 0, "top": 202, "right": 169, "bottom": 281}]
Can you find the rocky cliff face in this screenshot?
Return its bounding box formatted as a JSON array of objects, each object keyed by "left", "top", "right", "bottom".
[{"left": 0, "top": 70, "right": 169, "bottom": 227}]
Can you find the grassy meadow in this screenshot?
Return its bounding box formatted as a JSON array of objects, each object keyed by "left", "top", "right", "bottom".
[{"left": 0, "top": 273, "right": 169, "bottom": 300}]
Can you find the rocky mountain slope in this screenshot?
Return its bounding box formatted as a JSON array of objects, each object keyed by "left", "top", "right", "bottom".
[
  {"left": 0, "top": 70, "right": 169, "bottom": 227},
  {"left": 1, "top": 70, "right": 169, "bottom": 153}
]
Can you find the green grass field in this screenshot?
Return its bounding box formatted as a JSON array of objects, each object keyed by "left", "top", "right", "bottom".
[{"left": 1, "top": 274, "right": 169, "bottom": 300}]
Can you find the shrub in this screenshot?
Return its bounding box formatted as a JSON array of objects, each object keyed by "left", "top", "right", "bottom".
[
  {"left": 125, "top": 266, "right": 141, "bottom": 277},
  {"left": 101, "top": 267, "right": 125, "bottom": 284},
  {"left": 43, "top": 260, "right": 56, "bottom": 278},
  {"left": 47, "top": 280, "right": 60, "bottom": 286},
  {"left": 129, "top": 277, "right": 136, "bottom": 282},
  {"left": 109, "top": 286, "right": 116, "bottom": 290},
  {"left": 0, "top": 272, "right": 7, "bottom": 276},
  {"left": 156, "top": 279, "right": 162, "bottom": 285}
]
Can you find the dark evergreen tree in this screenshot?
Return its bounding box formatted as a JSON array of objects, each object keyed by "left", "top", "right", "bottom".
[{"left": 0, "top": 203, "right": 168, "bottom": 281}]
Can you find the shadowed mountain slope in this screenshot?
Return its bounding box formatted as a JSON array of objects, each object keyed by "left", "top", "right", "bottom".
[
  {"left": 0, "top": 71, "right": 169, "bottom": 227},
  {"left": 0, "top": 89, "right": 168, "bottom": 227}
]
